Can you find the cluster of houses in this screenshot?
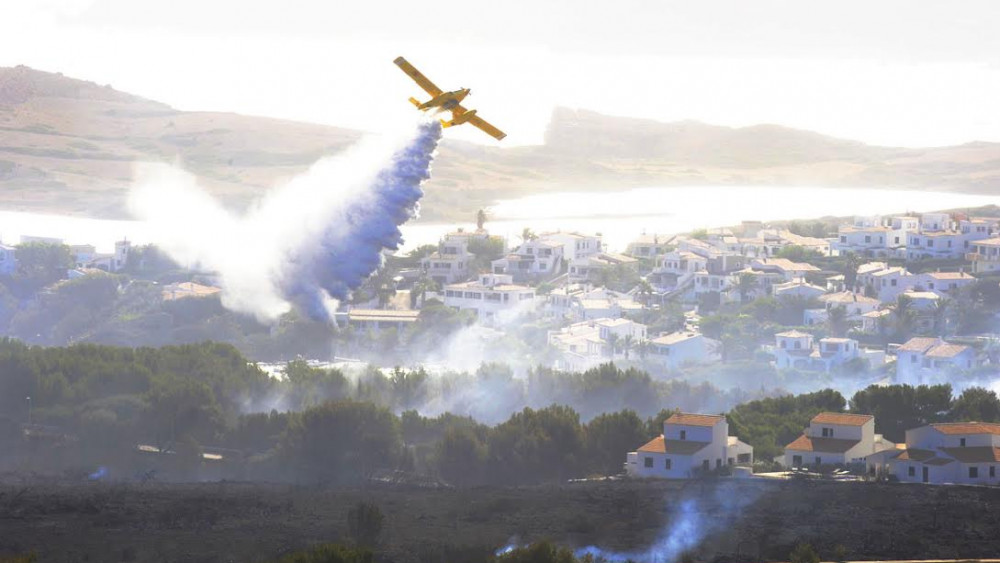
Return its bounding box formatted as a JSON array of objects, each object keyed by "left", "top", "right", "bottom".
[
  {"left": 627, "top": 410, "right": 1000, "bottom": 486},
  {"left": 350, "top": 208, "right": 998, "bottom": 380},
  {"left": 0, "top": 235, "right": 133, "bottom": 278}
]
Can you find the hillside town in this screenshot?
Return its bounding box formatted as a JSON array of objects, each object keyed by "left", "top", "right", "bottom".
[{"left": 2, "top": 208, "right": 1000, "bottom": 488}]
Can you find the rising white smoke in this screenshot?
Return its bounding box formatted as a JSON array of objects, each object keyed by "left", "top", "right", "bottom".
[
  {"left": 130, "top": 119, "right": 441, "bottom": 323},
  {"left": 572, "top": 481, "right": 763, "bottom": 562}
]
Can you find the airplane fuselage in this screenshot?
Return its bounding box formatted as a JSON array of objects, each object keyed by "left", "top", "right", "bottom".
[{"left": 418, "top": 88, "right": 470, "bottom": 111}]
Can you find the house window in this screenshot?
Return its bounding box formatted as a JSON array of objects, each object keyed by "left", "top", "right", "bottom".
[
  {"left": 679, "top": 430, "right": 687, "bottom": 440},
  {"left": 702, "top": 459, "right": 710, "bottom": 471},
  {"left": 815, "top": 457, "right": 822, "bottom": 466},
  {"left": 822, "top": 427, "right": 833, "bottom": 438},
  {"left": 960, "top": 438, "right": 966, "bottom": 447},
  {"left": 644, "top": 457, "right": 653, "bottom": 468},
  {"left": 991, "top": 466, "right": 996, "bottom": 478},
  {"left": 864, "top": 235, "right": 871, "bottom": 243},
  {"left": 738, "top": 453, "right": 751, "bottom": 464},
  {"left": 891, "top": 279, "right": 897, "bottom": 286},
  {"left": 665, "top": 458, "right": 672, "bottom": 470},
  {"left": 969, "top": 467, "right": 979, "bottom": 479},
  {"left": 780, "top": 341, "right": 786, "bottom": 349},
  {"left": 728, "top": 457, "right": 735, "bottom": 466},
  {"left": 908, "top": 466, "right": 915, "bottom": 477},
  {"left": 716, "top": 459, "right": 722, "bottom": 468},
  {"left": 794, "top": 341, "right": 801, "bottom": 350}
]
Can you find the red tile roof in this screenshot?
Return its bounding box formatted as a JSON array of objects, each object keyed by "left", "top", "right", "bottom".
[
  {"left": 895, "top": 448, "right": 936, "bottom": 462},
  {"left": 636, "top": 436, "right": 711, "bottom": 455},
  {"left": 811, "top": 412, "right": 873, "bottom": 427},
  {"left": 931, "top": 422, "right": 1000, "bottom": 436},
  {"left": 785, "top": 435, "right": 860, "bottom": 453},
  {"left": 665, "top": 413, "right": 725, "bottom": 427}
]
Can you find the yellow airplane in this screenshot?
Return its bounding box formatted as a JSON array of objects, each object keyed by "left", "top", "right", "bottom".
[{"left": 393, "top": 56, "right": 506, "bottom": 141}]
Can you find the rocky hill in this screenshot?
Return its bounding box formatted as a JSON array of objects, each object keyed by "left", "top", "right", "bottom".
[{"left": 1, "top": 66, "right": 998, "bottom": 222}]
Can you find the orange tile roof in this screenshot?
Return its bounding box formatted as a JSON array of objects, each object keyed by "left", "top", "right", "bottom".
[
  {"left": 636, "top": 436, "right": 711, "bottom": 455},
  {"left": 925, "top": 343, "right": 971, "bottom": 359},
  {"left": 895, "top": 448, "right": 936, "bottom": 462},
  {"left": 931, "top": 422, "right": 1000, "bottom": 435},
  {"left": 785, "top": 435, "right": 860, "bottom": 453},
  {"left": 897, "top": 337, "right": 941, "bottom": 353},
  {"left": 666, "top": 413, "right": 725, "bottom": 427},
  {"left": 939, "top": 446, "right": 1000, "bottom": 463},
  {"left": 812, "top": 412, "right": 873, "bottom": 426}
]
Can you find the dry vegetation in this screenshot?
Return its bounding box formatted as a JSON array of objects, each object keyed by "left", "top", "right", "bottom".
[
  {"left": 1, "top": 477, "right": 999, "bottom": 563},
  {"left": 3, "top": 66, "right": 1000, "bottom": 223}
]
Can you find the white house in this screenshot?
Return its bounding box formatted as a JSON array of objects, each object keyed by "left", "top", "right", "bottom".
[
  {"left": 773, "top": 279, "right": 826, "bottom": 300},
  {"left": 442, "top": 274, "right": 536, "bottom": 324},
  {"left": 491, "top": 239, "right": 563, "bottom": 282},
  {"left": 626, "top": 413, "right": 753, "bottom": 479},
  {"left": 0, "top": 244, "right": 16, "bottom": 276},
  {"left": 896, "top": 337, "right": 976, "bottom": 382},
  {"left": 784, "top": 412, "right": 895, "bottom": 468},
  {"left": 538, "top": 231, "right": 602, "bottom": 261},
  {"left": 646, "top": 332, "right": 712, "bottom": 369},
  {"left": 833, "top": 215, "right": 915, "bottom": 258},
  {"left": 750, "top": 258, "right": 822, "bottom": 282},
  {"left": 347, "top": 309, "right": 420, "bottom": 333},
  {"left": 818, "top": 291, "right": 881, "bottom": 319},
  {"left": 545, "top": 285, "right": 643, "bottom": 321},
  {"left": 422, "top": 236, "right": 475, "bottom": 285},
  {"left": 547, "top": 318, "right": 648, "bottom": 371},
  {"left": 968, "top": 238, "right": 1000, "bottom": 274},
  {"left": 918, "top": 271, "right": 975, "bottom": 295},
  {"left": 868, "top": 422, "right": 1000, "bottom": 485},
  {"left": 648, "top": 250, "right": 706, "bottom": 293},
  {"left": 568, "top": 252, "right": 638, "bottom": 283},
  {"left": 625, "top": 234, "right": 673, "bottom": 259},
  {"left": 772, "top": 331, "right": 867, "bottom": 372}
]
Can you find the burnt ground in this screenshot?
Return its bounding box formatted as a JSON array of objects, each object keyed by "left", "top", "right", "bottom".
[{"left": 0, "top": 476, "right": 998, "bottom": 563}]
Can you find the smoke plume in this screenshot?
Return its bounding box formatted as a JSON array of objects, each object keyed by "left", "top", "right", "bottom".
[
  {"left": 573, "top": 482, "right": 762, "bottom": 562},
  {"left": 129, "top": 119, "right": 441, "bottom": 322}
]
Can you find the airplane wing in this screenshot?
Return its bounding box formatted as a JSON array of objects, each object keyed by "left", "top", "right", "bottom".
[
  {"left": 393, "top": 57, "right": 443, "bottom": 97},
  {"left": 468, "top": 114, "right": 507, "bottom": 141}
]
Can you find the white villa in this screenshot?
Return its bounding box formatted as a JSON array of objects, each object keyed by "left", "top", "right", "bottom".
[
  {"left": 867, "top": 422, "right": 1000, "bottom": 485},
  {"left": 896, "top": 337, "right": 976, "bottom": 382},
  {"left": 968, "top": 237, "right": 1000, "bottom": 274},
  {"left": 547, "top": 318, "right": 647, "bottom": 371},
  {"left": 568, "top": 252, "right": 638, "bottom": 283},
  {"left": 646, "top": 331, "right": 713, "bottom": 369},
  {"left": 773, "top": 279, "right": 826, "bottom": 300},
  {"left": 833, "top": 215, "right": 916, "bottom": 258},
  {"left": 772, "top": 331, "right": 877, "bottom": 372},
  {"left": 784, "top": 412, "right": 895, "bottom": 468},
  {"left": 626, "top": 413, "right": 753, "bottom": 479},
  {"left": 491, "top": 239, "right": 563, "bottom": 282},
  {"left": 442, "top": 274, "right": 536, "bottom": 324},
  {"left": 422, "top": 235, "right": 475, "bottom": 285}
]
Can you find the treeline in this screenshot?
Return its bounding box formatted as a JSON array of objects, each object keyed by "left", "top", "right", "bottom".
[{"left": 2, "top": 338, "right": 1000, "bottom": 484}]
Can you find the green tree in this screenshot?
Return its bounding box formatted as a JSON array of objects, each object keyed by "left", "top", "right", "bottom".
[
  {"left": 14, "top": 241, "right": 73, "bottom": 288},
  {"left": 951, "top": 387, "right": 1000, "bottom": 422},
  {"left": 826, "top": 305, "right": 849, "bottom": 337},
  {"left": 585, "top": 410, "right": 648, "bottom": 475},
  {"left": 732, "top": 272, "right": 760, "bottom": 304},
  {"left": 842, "top": 252, "right": 862, "bottom": 291},
  {"left": 849, "top": 383, "right": 952, "bottom": 442}
]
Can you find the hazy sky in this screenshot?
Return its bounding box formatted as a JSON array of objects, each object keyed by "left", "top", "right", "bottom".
[{"left": 4, "top": 0, "right": 1000, "bottom": 146}]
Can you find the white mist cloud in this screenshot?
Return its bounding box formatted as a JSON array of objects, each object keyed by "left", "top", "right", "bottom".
[{"left": 129, "top": 118, "right": 436, "bottom": 323}]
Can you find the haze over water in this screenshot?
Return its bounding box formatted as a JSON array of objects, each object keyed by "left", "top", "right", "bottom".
[{"left": 1, "top": 186, "right": 997, "bottom": 253}]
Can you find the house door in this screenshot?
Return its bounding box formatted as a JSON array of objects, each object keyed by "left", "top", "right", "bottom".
[{"left": 922, "top": 466, "right": 929, "bottom": 483}]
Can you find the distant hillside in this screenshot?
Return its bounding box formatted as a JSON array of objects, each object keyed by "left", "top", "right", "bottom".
[{"left": 1, "top": 66, "right": 998, "bottom": 222}]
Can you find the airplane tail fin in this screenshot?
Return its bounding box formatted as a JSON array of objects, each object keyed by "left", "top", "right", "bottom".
[
  {"left": 440, "top": 118, "right": 455, "bottom": 128},
  {"left": 408, "top": 97, "right": 422, "bottom": 108}
]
